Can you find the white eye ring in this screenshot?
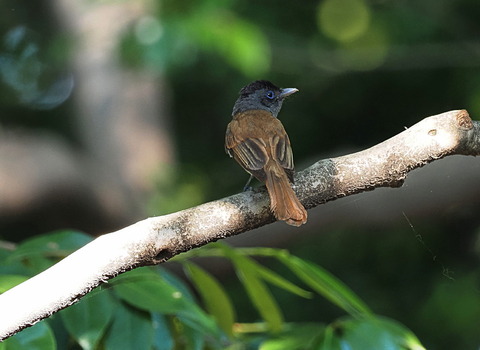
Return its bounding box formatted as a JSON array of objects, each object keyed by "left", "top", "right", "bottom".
[{"left": 265, "top": 90, "right": 275, "bottom": 99}]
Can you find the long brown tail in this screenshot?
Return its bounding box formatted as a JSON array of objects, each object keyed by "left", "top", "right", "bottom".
[{"left": 264, "top": 162, "right": 307, "bottom": 226}]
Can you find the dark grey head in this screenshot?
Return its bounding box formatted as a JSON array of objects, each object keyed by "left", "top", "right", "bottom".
[{"left": 232, "top": 80, "right": 298, "bottom": 118}]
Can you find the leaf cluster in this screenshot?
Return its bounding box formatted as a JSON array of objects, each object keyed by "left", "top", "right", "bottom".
[{"left": 0, "top": 231, "right": 424, "bottom": 349}]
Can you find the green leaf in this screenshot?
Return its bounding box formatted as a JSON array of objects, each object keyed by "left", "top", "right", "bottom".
[
  {"left": 182, "top": 245, "right": 309, "bottom": 299},
  {"left": 0, "top": 243, "right": 13, "bottom": 264},
  {"left": 104, "top": 302, "right": 154, "bottom": 350},
  {"left": 2, "top": 321, "right": 56, "bottom": 350},
  {"left": 152, "top": 313, "right": 174, "bottom": 350},
  {"left": 8, "top": 231, "right": 92, "bottom": 273},
  {"left": 278, "top": 255, "right": 372, "bottom": 317},
  {"left": 253, "top": 262, "right": 312, "bottom": 299},
  {"left": 0, "top": 274, "right": 29, "bottom": 293},
  {"left": 259, "top": 323, "right": 326, "bottom": 350},
  {"left": 321, "top": 316, "right": 426, "bottom": 350},
  {"left": 113, "top": 268, "right": 193, "bottom": 314},
  {"left": 176, "top": 320, "right": 205, "bottom": 350},
  {"left": 235, "top": 267, "right": 284, "bottom": 333},
  {"left": 10, "top": 230, "right": 92, "bottom": 260},
  {"left": 184, "top": 262, "right": 236, "bottom": 336},
  {"left": 219, "top": 245, "right": 283, "bottom": 332},
  {"left": 60, "top": 290, "right": 114, "bottom": 350},
  {"left": 113, "top": 268, "right": 221, "bottom": 338},
  {"left": 157, "top": 267, "right": 197, "bottom": 303}
]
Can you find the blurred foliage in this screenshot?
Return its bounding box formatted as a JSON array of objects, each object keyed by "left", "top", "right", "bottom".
[
  {"left": 0, "top": 1, "right": 74, "bottom": 137},
  {"left": 0, "top": 232, "right": 424, "bottom": 349},
  {"left": 120, "top": 0, "right": 270, "bottom": 76},
  {"left": 1, "top": 0, "right": 480, "bottom": 349},
  {"left": 0, "top": 26, "right": 73, "bottom": 110}
]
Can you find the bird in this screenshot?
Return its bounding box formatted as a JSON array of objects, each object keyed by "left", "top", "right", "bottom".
[{"left": 225, "top": 80, "right": 307, "bottom": 226}]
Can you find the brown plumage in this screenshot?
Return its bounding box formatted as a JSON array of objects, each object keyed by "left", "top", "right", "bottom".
[{"left": 225, "top": 81, "right": 307, "bottom": 226}]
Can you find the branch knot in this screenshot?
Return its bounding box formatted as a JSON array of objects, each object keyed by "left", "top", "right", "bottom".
[{"left": 456, "top": 109, "right": 473, "bottom": 130}]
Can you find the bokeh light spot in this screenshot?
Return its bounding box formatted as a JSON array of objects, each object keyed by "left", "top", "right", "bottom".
[
  {"left": 317, "top": 0, "right": 371, "bottom": 43},
  {"left": 135, "top": 16, "right": 163, "bottom": 45}
]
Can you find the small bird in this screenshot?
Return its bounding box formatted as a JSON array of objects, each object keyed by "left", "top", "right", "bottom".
[{"left": 225, "top": 80, "right": 307, "bottom": 226}]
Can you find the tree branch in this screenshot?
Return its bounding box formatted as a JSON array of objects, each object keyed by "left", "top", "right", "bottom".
[{"left": 0, "top": 109, "right": 477, "bottom": 340}]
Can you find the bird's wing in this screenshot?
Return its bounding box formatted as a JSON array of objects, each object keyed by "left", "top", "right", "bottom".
[
  {"left": 271, "top": 133, "right": 295, "bottom": 183},
  {"left": 226, "top": 122, "right": 268, "bottom": 181},
  {"left": 227, "top": 137, "right": 268, "bottom": 171}
]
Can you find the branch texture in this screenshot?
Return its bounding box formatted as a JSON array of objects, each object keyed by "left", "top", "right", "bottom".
[{"left": 0, "top": 109, "right": 478, "bottom": 340}]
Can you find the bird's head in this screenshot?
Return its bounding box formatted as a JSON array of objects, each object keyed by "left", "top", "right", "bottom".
[{"left": 232, "top": 80, "right": 298, "bottom": 118}]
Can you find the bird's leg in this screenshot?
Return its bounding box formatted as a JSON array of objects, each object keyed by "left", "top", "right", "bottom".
[{"left": 243, "top": 175, "right": 254, "bottom": 192}]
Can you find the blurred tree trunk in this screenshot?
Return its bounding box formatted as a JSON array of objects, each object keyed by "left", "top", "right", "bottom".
[{"left": 54, "top": 0, "right": 175, "bottom": 212}]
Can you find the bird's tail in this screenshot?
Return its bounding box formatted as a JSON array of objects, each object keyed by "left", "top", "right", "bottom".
[{"left": 265, "top": 162, "right": 307, "bottom": 227}]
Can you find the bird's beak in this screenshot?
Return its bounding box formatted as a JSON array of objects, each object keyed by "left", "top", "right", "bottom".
[{"left": 279, "top": 87, "right": 299, "bottom": 99}]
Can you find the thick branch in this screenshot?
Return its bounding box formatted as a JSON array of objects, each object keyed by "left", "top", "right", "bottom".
[
  {"left": 0, "top": 109, "right": 477, "bottom": 340},
  {"left": 298, "top": 109, "right": 478, "bottom": 207}
]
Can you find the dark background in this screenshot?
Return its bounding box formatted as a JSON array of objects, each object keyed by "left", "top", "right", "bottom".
[{"left": 1, "top": 0, "right": 480, "bottom": 348}]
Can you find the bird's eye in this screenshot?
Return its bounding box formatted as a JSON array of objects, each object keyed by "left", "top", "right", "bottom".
[{"left": 265, "top": 90, "right": 275, "bottom": 99}]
